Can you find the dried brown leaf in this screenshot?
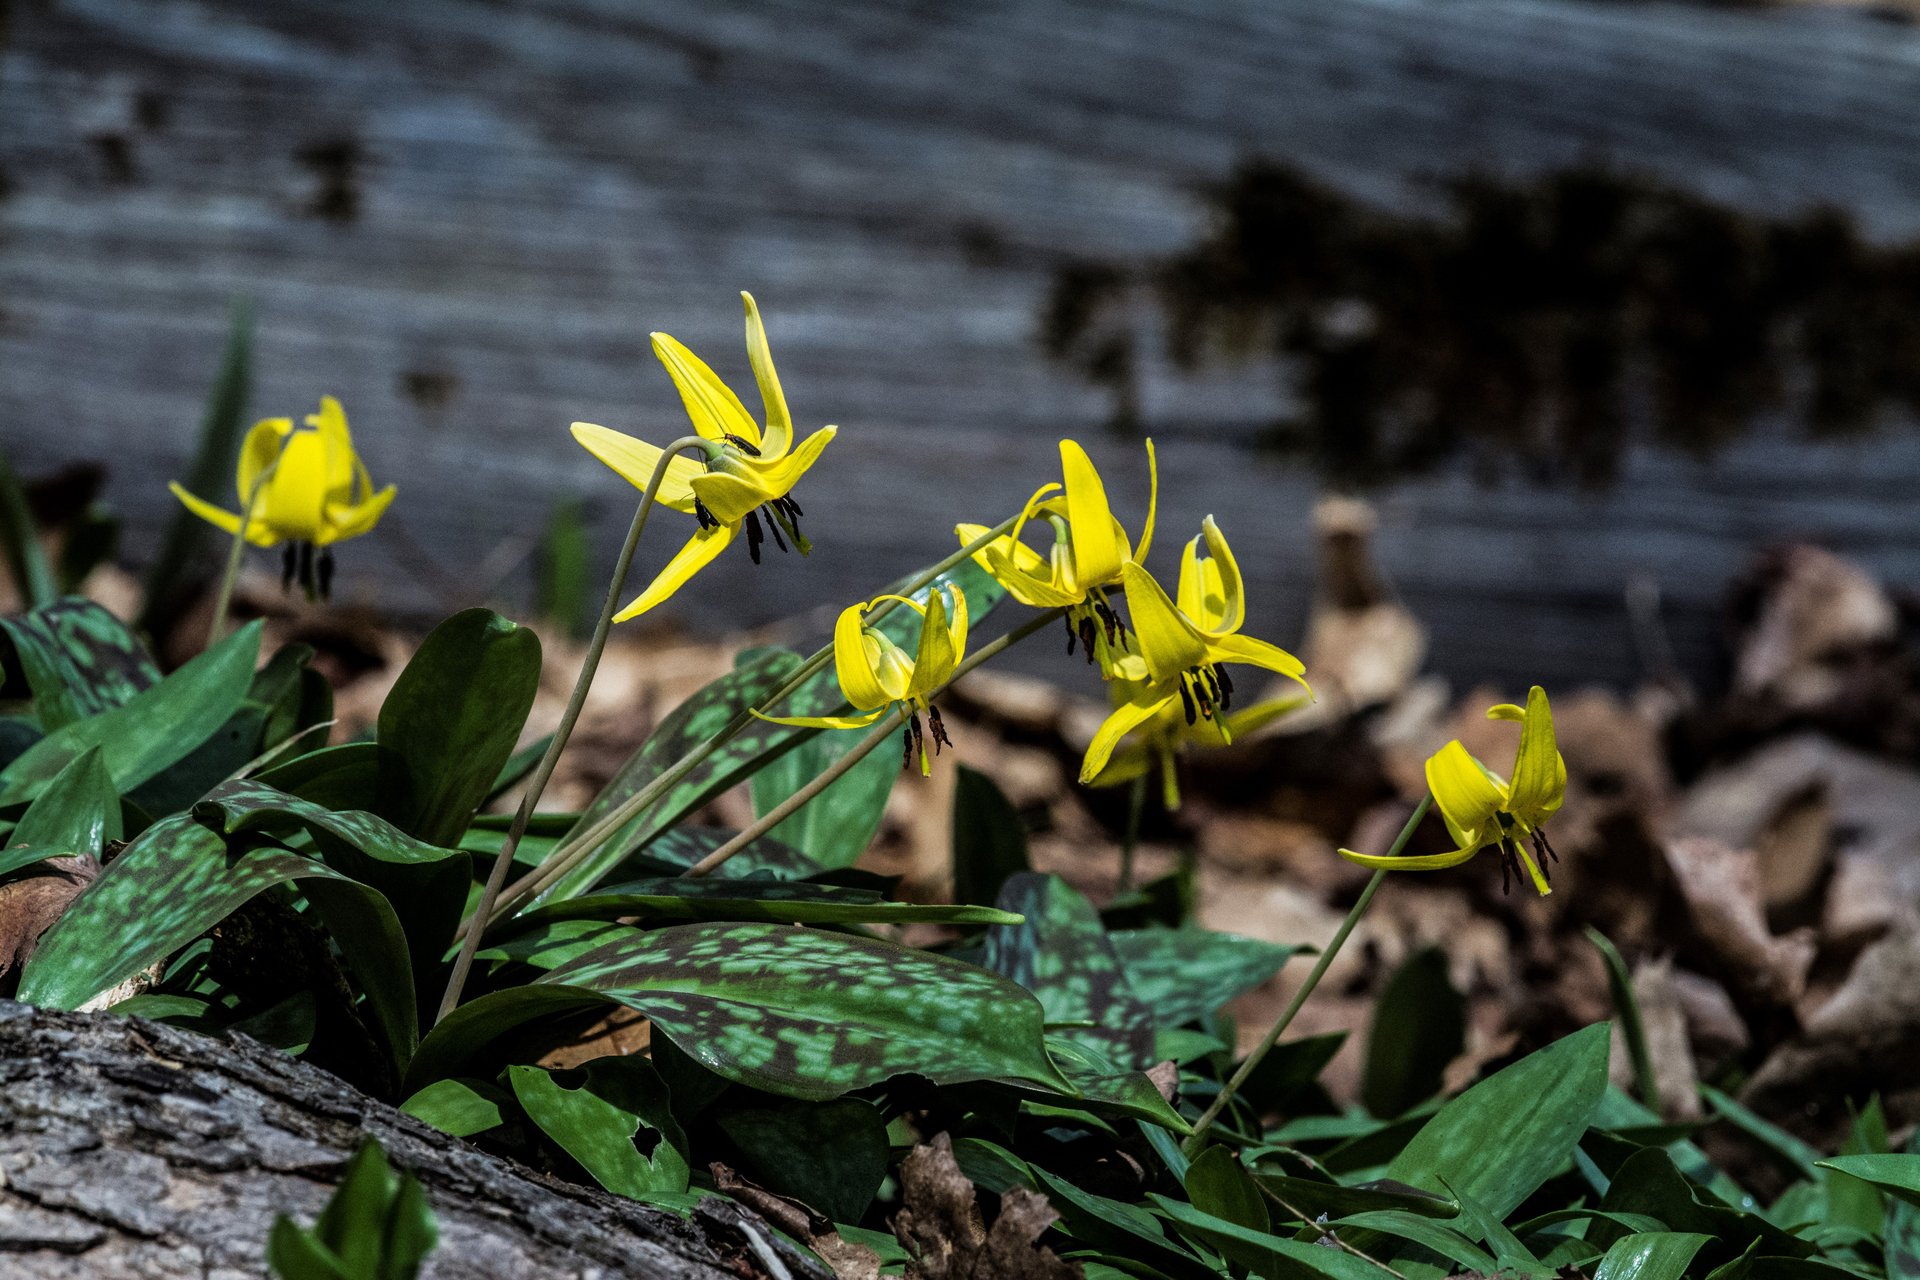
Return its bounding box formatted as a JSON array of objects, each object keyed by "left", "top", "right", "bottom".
[
  {"left": 894, "top": 1134, "right": 1076, "bottom": 1280},
  {"left": 0, "top": 856, "right": 98, "bottom": 985}
]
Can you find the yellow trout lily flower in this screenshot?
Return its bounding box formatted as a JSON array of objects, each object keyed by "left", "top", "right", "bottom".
[
  {"left": 167, "top": 395, "right": 394, "bottom": 598},
  {"left": 956, "top": 439, "right": 1156, "bottom": 674},
  {"left": 1078, "top": 517, "right": 1309, "bottom": 784},
  {"left": 572, "top": 292, "right": 837, "bottom": 622},
  {"left": 756, "top": 586, "right": 968, "bottom": 776},
  {"left": 1086, "top": 674, "right": 1310, "bottom": 810},
  {"left": 1339, "top": 686, "right": 1566, "bottom": 895}
]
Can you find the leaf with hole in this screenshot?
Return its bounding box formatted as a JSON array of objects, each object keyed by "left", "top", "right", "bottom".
[{"left": 510, "top": 1057, "right": 689, "bottom": 1200}]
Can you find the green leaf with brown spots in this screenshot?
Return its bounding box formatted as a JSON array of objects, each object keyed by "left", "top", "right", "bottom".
[
  {"left": 514, "top": 876, "right": 1021, "bottom": 928},
  {"left": 407, "top": 922, "right": 1070, "bottom": 1101},
  {"left": 0, "top": 620, "right": 261, "bottom": 805},
  {"left": 625, "top": 825, "right": 824, "bottom": 880},
  {"left": 984, "top": 872, "right": 1156, "bottom": 1069},
  {"left": 0, "top": 598, "right": 160, "bottom": 730},
  {"left": 1111, "top": 925, "right": 1301, "bottom": 1031},
  {"left": 193, "top": 779, "right": 462, "bottom": 869}
]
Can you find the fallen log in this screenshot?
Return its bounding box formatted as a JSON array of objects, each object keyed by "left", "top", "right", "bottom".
[{"left": 0, "top": 1000, "right": 827, "bottom": 1280}]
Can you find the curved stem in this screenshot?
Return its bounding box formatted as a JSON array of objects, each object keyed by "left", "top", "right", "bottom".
[
  {"left": 681, "top": 606, "right": 1067, "bottom": 879},
  {"left": 1182, "top": 794, "right": 1432, "bottom": 1155},
  {"left": 206, "top": 455, "right": 280, "bottom": 647},
  {"left": 435, "top": 434, "right": 707, "bottom": 1023},
  {"left": 1117, "top": 771, "right": 1149, "bottom": 894},
  {"left": 482, "top": 513, "right": 1028, "bottom": 921}
]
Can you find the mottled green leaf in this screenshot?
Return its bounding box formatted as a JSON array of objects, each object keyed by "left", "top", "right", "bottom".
[
  {"left": 516, "top": 875, "right": 1020, "bottom": 928},
  {"left": 9, "top": 746, "right": 119, "bottom": 856},
  {"left": 1386, "top": 1021, "right": 1610, "bottom": 1220},
  {"left": 399, "top": 1078, "right": 508, "bottom": 1139},
  {"left": 717, "top": 1099, "right": 888, "bottom": 1223},
  {"left": 1592, "top": 1231, "right": 1715, "bottom": 1280},
  {"left": 985, "top": 872, "right": 1155, "bottom": 1068},
  {"left": 1362, "top": 946, "right": 1465, "bottom": 1118},
  {"left": 1112, "top": 925, "right": 1299, "bottom": 1031},
  {"left": 258, "top": 742, "right": 380, "bottom": 809},
  {"left": 625, "top": 825, "right": 824, "bottom": 880},
  {"left": 194, "top": 780, "right": 460, "bottom": 869},
  {"left": 376, "top": 609, "right": 541, "bottom": 847},
  {"left": 510, "top": 1057, "right": 689, "bottom": 1200},
  {"left": 0, "top": 620, "right": 262, "bottom": 805},
  {"left": 1037, "top": 1037, "right": 1193, "bottom": 1133},
  {"left": 952, "top": 764, "right": 1030, "bottom": 908},
  {"left": 410, "top": 923, "right": 1068, "bottom": 1101},
  {"left": 749, "top": 698, "right": 896, "bottom": 870},
  {"left": 475, "top": 919, "right": 637, "bottom": 971},
  {"left": 0, "top": 598, "right": 159, "bottom": 729}
]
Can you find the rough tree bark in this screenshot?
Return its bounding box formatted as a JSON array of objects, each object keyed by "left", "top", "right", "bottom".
[{"left": 0, "top": 1001, "right": 829, "bottom": 1280}]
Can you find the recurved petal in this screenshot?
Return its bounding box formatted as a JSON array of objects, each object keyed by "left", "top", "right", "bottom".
[
  {"left": 651, "top": 331, "right": 760, "bottom": 447},
  {"left": 1336, "top": 845, "right": 1483, "bottom": 873},
  {"left": 1120, "top": 561, "right": 1209, "bottom": 683},
  {"left": 235, "top": 418, "right": 291, "bottom": 503},
  {"left": 741, "top": 423, "right": 836, "bottom": 500},
  {"left": 1506, "top": 685, "right": 1566, "bottom": 825},
  {"left": 753, "top": 707, "right": 894, "bottom": 730},
  {"left": 906, "top": 588, "right": 958, "bottom": 698},
  {"left": 1206, "top": 632, "right": 1309, "bottom": 689},
  {"left": 570, "top": 423, "right": 701, "bottom": 514},
  {"left": 833, "top": 602, "right": 897, "bottom": 711},
  {"left": 1078, "top": 686, "right": 1174, "bottom": 784},
  {"left": 305, "top": 395, "right": 360, "bottom": 496},
  {"left": 612, "top": 523, "right": 737, "bottom": 622},
  {"left": 1060, "top": 440, "right": 1123, "bottom": 589},
  {"left": 1196, "top": 516, "right": 1246, "bottom": 636},
  {"left": 741, "top": 292, "right": 792, "bottom": 459},
  {"left": 169, "top": 482, "right": 278, "bottom": 546},
  {"left": 319, "top": 484, "right": 397, "bottom": 545},
  {"left": 1218, "top": 690, "right": 1312, "bottom": 740},
  {"left": 1134, "top": 438, "right": 1159, "bottom": 562},
  {"left": 1083, "top": 737, "right": 1153, "bottom": 789},
  {"left": 982, "top": 545, "right": 1080, "bottom": 608},
  {"left": 1424, "top": 740, "right": 1505, "bottom": 849}
]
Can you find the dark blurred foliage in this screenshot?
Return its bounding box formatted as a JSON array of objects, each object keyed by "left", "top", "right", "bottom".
[{"left": 1043, "top": 162, "right": 1920, "bottom": 488}]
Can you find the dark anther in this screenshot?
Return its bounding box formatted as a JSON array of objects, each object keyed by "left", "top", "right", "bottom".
[
  {"left": 694, "top": 498, "right": 718, "bottom": 531},
  {"left": 297, "top": 542, "right": 316, "bottom": 598},
  {"left": 1064, "top": 611, "right": 1078, "bottom": 655},
  {"left": 902, "top": 725, "right": 915, "bottom": 770},
  {"left": 908, "top": 712, "right": 925, "bottom": 766},
  {"left": 317, "top": 548, "right": 335, "bottom": 601},
  {"left": 780, "top": 494, "right": 803, "bottom": 519},
  {"left": 744, "top": 510, "right": 764, "bottom": 564},
  {"left": 1202, "top": 666, "right": 1221, "bottom": 703},
  {"left": 1500, "top": 842, "right": 1515, "bottom": 896},
  {"left": 928, "top": 704, "right": 953, "bottom": 753},
  {"left": 1535, "top": 831, "right": 1559, "bottom": 864},
  {"left": 1095, "top": 598, "right": 1119, "bottom": 646},
  {"left": 1179, "top": 680, "right": 1197, "bottom": 726},
  {"left": 1214, "top": 663, "right": 1234, "bottom": 709},
  {"left": 763, "top": 505, "right": 789, "bottom": 553},
  {"left": 281, "top": 544, "right": 297, "bottom": 591},
  {"left": 723, "top": 432, "right": 762, "bottom": 456},
  {"left": 1078, "top": 615, "right": 1099, "bottom": 663}
]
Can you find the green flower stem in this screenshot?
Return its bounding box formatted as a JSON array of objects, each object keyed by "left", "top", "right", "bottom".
[
  {"left": 1117, "top": 771, "right": 1149, "bottom": 894},
  {"left": 483, "top": 513, "right": 1027, "bottom": 923},
  {"left": 682, "top": 606, "right": 1067, "bottom": 879},
  {"left": 1182, "top": 793, "right": 1433, "bottom": 1155},
  {"left": 206, "top": 453, "right": 281, "bottom": 647},
  {"left": 436, "top": 434, "right": 708, "bottom": 1023}
]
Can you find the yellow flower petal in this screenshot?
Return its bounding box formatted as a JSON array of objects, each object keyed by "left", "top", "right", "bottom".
[
  {"left": 304, "top": 395, "right": 358, "bottom": 495},
  {"left": 1060, "top": 440, "right": 1122, "bottom": 591},
  {"left": 1120, "top": 561, "right": 1209, "bottom": 683},
  {"left": 831, "top": 602, "right": 897, "bottom": 711},
  {"left": 570, "top": 423, "right": 701, "bottom": 514},
  {"left": 1135, "top": 438, "right": 1158, "bottom": 562},
  {"left": 320, "top": 484, "right": 397, "bottom": 545},
  {"left": 235, "top": 418, "right": 291, "bottom": 503},
  {"left": 1506, "top": 685, "right": 1566, "bottom": 828},
  {"left": 1336, "top": 846, "right": 1482, "bottom": 873},
  {"left": 1083, "top": 738, "right": 1153, "bottom": 789},
  {"left": 651, "top": 331, "right": 760, "bottom": 447},
  {"left": 906, "top": 587, "right": 958, "bottom": 699},
  {"left": 1078, "top": 687, "right": 1173, "bottom": 783},
  {"left": 1196, "top": 516, "right": 1246, "bottom": 636},
  {"left": 256, "top": 426, "right": 329, "bottom": 542},
  {"left": 1206, "top": 632, "right": 1309, "bottom": 688},
  {"left": 982, "top": 545, "right": 1081, "bottom": 608},
  {"left": 753, "top": 706, "right": 894, "bottom": 730},
  {"left": 169, "top": 481, "right": 276, "bottom": 546},
  {"left": 1219, "top": 691, "right": 1311, "bottom": 739},
  {"left": 613, "top": 523, "right": 737, "bottom": 621},
  {"left": 1424, "top": 740, "right": 1504, "bottom": 853},
  {"left": 741, "top": 292, "right": 792, "bottom": 459}
]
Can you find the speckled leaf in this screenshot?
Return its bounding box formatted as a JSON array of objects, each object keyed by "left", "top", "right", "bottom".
[
  {"left": 749, "top": 711, "right": 897, "bottom": 870},
  {"left": 474, "top": 920, "right": 636, "bottom": 971},
  {"left": 9, "top": 746, "right": 120, "bottom": 856},
  {"left": 516, "top": 876, "right": 1021, "bottom": 928},
  {"left": 539, "top": 649, "right": 811, "bottom": 903},
  {"left": 258, "top": 742, "right": 380, "bottom": 810},
  {"left": 375, "top": 609, "right": 541, "bottom": 848},
  {"left": 625, "top": 825, "right": 824, "bottom": 880},
  {"left": 410, "top": 922, "right": 1068, "bottom": 1101},
  {"left": 510, "top": 1057, "right": 689, "bottom": 1200},
  {"left": 16, "top": 812, "right": 418, "bottom": 1067},
  {"left": 984, "top": 872, "right": 1156, "bottom": 1068},
  {"left": 1038, "top": 1036, "right": 1193, "bottom": 1133},
  {"left": 194, "top": 779, "right": 462, "bottom": 869},
  {"left": 0, "top": 620, "right": 261, "bottom": 805},
  {"left": 0, "top": 598, "right": 159, "bottom": 730},
  {"left": 1111, "top": 925, "right": 1300, "bottom": 1030}
]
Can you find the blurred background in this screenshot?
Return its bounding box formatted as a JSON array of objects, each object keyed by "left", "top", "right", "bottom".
[{"left": 11, "top": 0, "right": 1920, "bottom": 690}]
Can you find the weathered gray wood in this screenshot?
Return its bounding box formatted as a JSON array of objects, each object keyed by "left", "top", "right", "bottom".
[
  {"left": 5, "top": 0, "right": 1919, "bottom": 689},
  {"left": 0, "top": 1000, "right": 826, "bottom": 1279}
]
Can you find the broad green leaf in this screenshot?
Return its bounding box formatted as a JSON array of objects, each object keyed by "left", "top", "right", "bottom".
[
  {"left": 18, "top": 814, "right": 418, "bottom": 1069},
  {"left": 1255, "top": 1175, "right": 1457, "bottom": 1223},
  {"left": 1446, "top": 1177, "right": 1540, "bottom": 1268},
  {"left": 1151, "top": 1195, "right": 1385, "bottom": 1280},
  {"left": 716, "top": 1098, "right": 888, "bottom": 1223},
  {"left": 399, "top": 1078, "right": 508, "bottom": 1139},
  {"left": 259, "top": 742, "right": 380, "bottom": 809},
  {"left": 1038, "top": 1037, "right": 1193, "bottom": 1133},
  {"left": 1385, "top": 1021, "right": 1611, "bottom": 1220},
  {"left": 9, "top": 746, "right": 119, "bottom": 855},
  {"left": 375, "top": 609, "right": 541, "bottom": 847},
  {"left": 1032, "top": 1168, "right": 1218, "bottom": 1280},
  {"left": 1362, "top": 946, "right": 1465, "bottom": 1118},
  {"left": 749, "top": 697, "right": 896, "bottom": 869},
  {"left": 514, "top": 875, "right": 1020, "bottom": 929},
  {"left": 269, "top": 1139, "right": 438, "bottom": 1280},
  {"left": 194, "top": 780, "right": 461, "bottom": 869},
  {"left": 984, "top": 872, "right": 1155, "bottom": 1068},
  {"left": 0, "top": 598, "right": 159, "bottom": 729},
  {"left": 541, "top": 649, "right": 811, "bottom": 902},
  {"left": 141, "top": 299, "right": 252, "bottom": 638},
  {"left": 1592, "top": 1231, "right": 1715, "bottom": 1280},
  {"left": 509, "top": 1057, "right": 689, "bottom": 1199},
  {"left": 1818, "top": 1156, "right": 1920, "bottom": 1211},
  {"left": 475, "top": 919, "right": 636, "bottom": 970},
  {"left": 1184, "top": 1146, "right": 1268, "bottom": 1235},
  {"left": 1596, "top": 1148, "right": 1815, "bottom": 1260},
  {"left": 952, "top": 1137, "right": 1036, "bottom": 1195},
  {"left": 626, "top": 825, "right": 824, "bottom": 880},
  {"left": 409, "top": 923, "right": 1069, "bottom": 1101},
  {"left": 1826, "top": 1099, "right": 1890, "bottom": 1239},
  {"left": 1336, "top": 1208, "right": 1497, "bottom": 1274},
  {"left": 952, "top": 764, "right": 1030, "bottom": 907},
  {"left": 1112, "top": 925, "right": 1300, "bottom": 1031},
  {"left": 0, "top": 620, "right": 262, "bottom": 805}
]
